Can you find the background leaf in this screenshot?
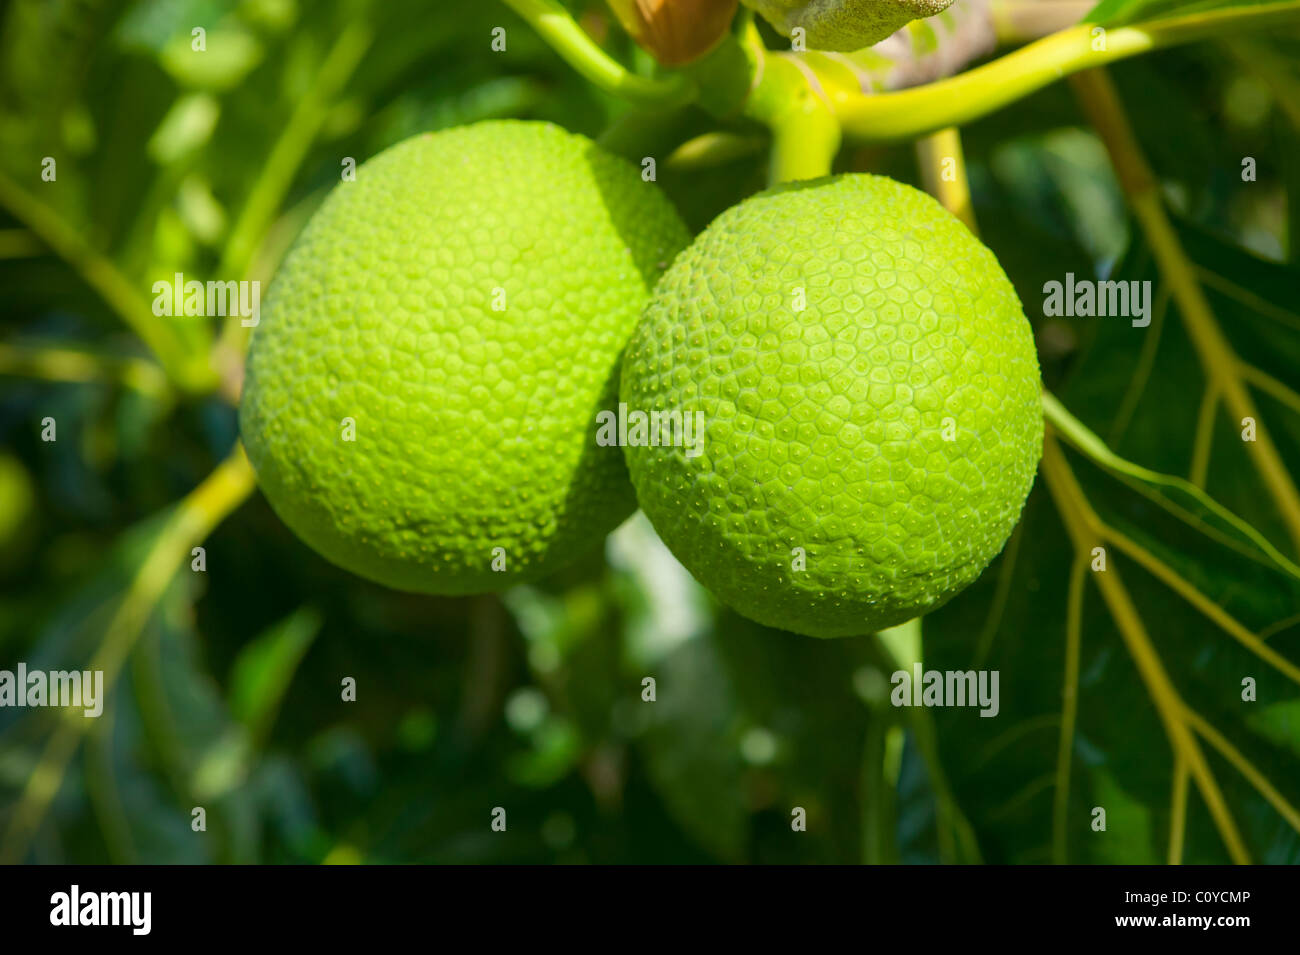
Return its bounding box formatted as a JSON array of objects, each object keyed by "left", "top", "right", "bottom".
[{"left": 1086, "top": 0, "right": 1300, "bottom": 28}]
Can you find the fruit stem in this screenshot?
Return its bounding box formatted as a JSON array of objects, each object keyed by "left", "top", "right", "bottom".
[
  {"left": 876, "top": 616, "right": 922, "bottom": 673},
  {"left": 915, "top": 127, "right": 977, "bottom": 234},
  {"left": 872, "top": 617, "right": 984, "bottom": 863},
  {"left": 500, "top": 0, "right": 696, "bottom": 106},
  {"left": 766, "top": 102, "right": 841, "bottom": 185},
  {"left": 737, "top": 27, "right": 840, "bottom": 184}
]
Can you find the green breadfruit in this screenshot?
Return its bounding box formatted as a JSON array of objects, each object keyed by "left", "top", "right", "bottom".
[
  {"left": 240, "top": 121, "right": 690, "bottom": 595},
  {"left": 620, "top": 174, "right": 1043, "bottom": 638},
  {"left": 743, "top": 0, "right": 957, "bottom": 50}
]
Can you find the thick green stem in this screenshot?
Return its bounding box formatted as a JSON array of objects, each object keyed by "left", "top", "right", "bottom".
[
  {"left": 830, "top": 3, "right": 1300, "bottom": 142},
  {"left": 500, "top": 0, "right": 694, "bottom": 106},
  {"left": 876, "top": 616, "right": 922, "bottom": 672},
  {"left": 862, "top": 618, "right": 921, "bottom": 865},
  {"left": 916, "top": 127, "right": 977, "bottom": 233},
  {"left": 767, "top": 106, "right": 840, "bottom": 185},
  {"left": 743, "top": 45, "right": 840, "bottom": 184}
]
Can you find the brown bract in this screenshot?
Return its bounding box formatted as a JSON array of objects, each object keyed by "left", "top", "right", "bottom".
[{"left": 606, "top": 0, "right": 740, "bottom": 66}]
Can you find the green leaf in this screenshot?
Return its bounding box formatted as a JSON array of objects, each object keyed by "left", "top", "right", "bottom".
[
  {"left": 925, "top": 212, "right": 1300, "bottom": 864},
  {"left": 637, "top": 628, "right": 750, "bottom": 861},
  {"left": 131, "top": 581, "right": 260, "bottom": 861},
  {"left": 1086, "top": 0, "right": 1300, "bottom": 28},
  {"left": 227, "top": 605, "right": 322, "bottom": 747},
  {"left": 87, "top": 584, "right": 221, "bottom": 864}
]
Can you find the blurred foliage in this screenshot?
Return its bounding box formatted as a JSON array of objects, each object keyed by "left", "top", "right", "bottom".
[{"left": 1, "top": 0, "right": 1298, "bottom": 863}]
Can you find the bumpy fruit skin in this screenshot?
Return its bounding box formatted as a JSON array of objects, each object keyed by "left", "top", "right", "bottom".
[
  {"left": 743, "top": 0, "right": 956, "bottom": 51},
  {"left": 620, "top": 174, "right": 1042, "bottom": 637},
  {"left": 240, "top": 121, "right": 689, "bottom": 594}
]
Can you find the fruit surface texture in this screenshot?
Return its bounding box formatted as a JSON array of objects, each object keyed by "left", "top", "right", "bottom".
[
  {"left": 240, "top": 120, "right": 689, "bottom": 594},
  {"left": 620, "top": 174, "right": 1043, "bottom": 637}
]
